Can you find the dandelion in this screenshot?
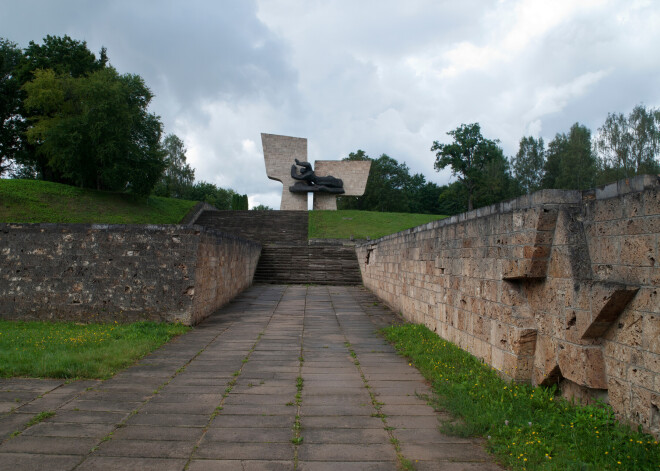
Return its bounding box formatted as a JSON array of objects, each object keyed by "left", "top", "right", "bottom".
[{"left": 505, "top": 420, "right": 509, "bottom": 426}]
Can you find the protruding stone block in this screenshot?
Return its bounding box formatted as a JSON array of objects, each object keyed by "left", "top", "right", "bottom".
[
  {"left": 580, "top": 282, "right": 639, "bottom": 339},
  {"left": 558, "top": 343, "right": 608, "bottom": 389}
]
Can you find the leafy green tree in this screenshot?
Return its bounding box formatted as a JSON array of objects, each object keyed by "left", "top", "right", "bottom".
[
  {"left": 0, "top": 38, "right": 22, "bottom": 175},
  {"left": 5, "top": 35, "right": 107, "bottom": 181},
  {"left": 22, "top": 67, "right": 166, "bottom": 195},
  {"left": 154, "top": 134, "right": 195, "bottom": 198},
  {"left": 408, "top": 179, "right": 444, "bottom": 215},
  {"left": 436, "top": 182, "right": 468, "bottom": 215},
  {"left": 181, "top": 181, "right": 233, "bottom": 209},
  {"left": 542, "top": 123, "right": 598, "bottom": 190},
  {"left": 252, "top": 204, "right": 273, "bottom": 210},
  {"left": 337, "top": 151, "right": 418, "bottom": 212},
  {"left": 231, "top": 193, "right": 248, "bottom": 210},
  {"left": 16, "top": 35, "right": 103, "bottom": 84},
  {"left": 476, "top": 152, "right": 520, "bottom": 207},
  {"left": 512, "top": 136, "right": 545, "bottom": 194},
  {"left": 595, "top": 105, "right": 660, "bottom": 181},
  {"left": 432, "top": 123, "right": 505, "bottom": 211}
]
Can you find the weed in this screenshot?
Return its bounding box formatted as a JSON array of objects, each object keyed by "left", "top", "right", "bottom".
[
  {"left": 25, "top": 410, "right": 55, "bottom": 428},
  {"left": 210, "top": 406, "right": 223, "bottom": 419}
]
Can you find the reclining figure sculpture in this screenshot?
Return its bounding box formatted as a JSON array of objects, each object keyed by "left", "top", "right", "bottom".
[{"left": 290, "top": 159, "right": 345, "bottom": 194}]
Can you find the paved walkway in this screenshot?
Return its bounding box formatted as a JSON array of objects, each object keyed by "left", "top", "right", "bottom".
[{"left": 0, "top": 285, "right": 502, "bottom": 470}]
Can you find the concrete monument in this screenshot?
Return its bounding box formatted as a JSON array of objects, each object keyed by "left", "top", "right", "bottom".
[{"left": 262, "top": 133, "right": 371, "bottom": 210}]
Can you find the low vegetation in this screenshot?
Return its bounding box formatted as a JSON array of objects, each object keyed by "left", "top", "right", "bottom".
[
  {"left": 382, "top": 324, "right": 660, "bottom": 471},
  {"left": 309, "top": 209, "right": 446, "bottom": 240},
  {"left": 0, "top": 179, "right": 197, "bottom": 224},
  {"left": 0, "top": 320, "right": 189, "bottom": 379}
]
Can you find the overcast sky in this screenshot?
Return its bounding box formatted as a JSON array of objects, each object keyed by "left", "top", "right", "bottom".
[{"left": 3, "top": 0, "right": 659, "bottom": 208}]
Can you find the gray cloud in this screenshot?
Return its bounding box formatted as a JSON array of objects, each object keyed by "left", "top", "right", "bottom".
[{"left": 2, "top": 0, "right": 659, "bottom": 209}]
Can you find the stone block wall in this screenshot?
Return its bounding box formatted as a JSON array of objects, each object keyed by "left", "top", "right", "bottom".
[
  {"left": 0, "top": 224, "right": 261, "bottom": 325},
  {"left": 262, "top": 133, "right": 309, "bottom": 210},
  {"left": 357, "top": 175, "right": 660, "bottom": 435}
]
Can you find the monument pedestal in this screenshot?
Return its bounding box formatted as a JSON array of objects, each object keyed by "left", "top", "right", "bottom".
[{"left": 313, "top": 194, "right": 338, "bottom": 210}]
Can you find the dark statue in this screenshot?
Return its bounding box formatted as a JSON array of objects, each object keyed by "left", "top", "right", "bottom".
[{"left": 289, "top": 159, "right": 345, "bottom": 194}]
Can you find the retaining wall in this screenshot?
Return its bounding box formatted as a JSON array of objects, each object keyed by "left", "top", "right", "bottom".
[
  {"left": 357, "top": 175, "right": 660, "bottom": 435},
  {"left": 0, "top": 224, "right": 261, "bottom": 325}
]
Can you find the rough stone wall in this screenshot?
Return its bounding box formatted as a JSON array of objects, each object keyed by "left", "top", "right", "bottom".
[
  {"left": 189, "top": 231, "right": 261, "bottom": 325},
  {"left": 357, "top": 175, "right": 660, "bottom": 435},
  {"left": 0, "top": 224, "right": 261, "bottom": 325}
]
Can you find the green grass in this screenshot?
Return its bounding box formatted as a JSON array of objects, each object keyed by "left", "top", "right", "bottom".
[
  {"left": 0, "top": 320, "right": 189, "bottom": 379},
  {"left": 382, "top": 324, "right": 660, "bottom": 471},
  {"left": 309, "top": 210, "right": 446, "bottom": 239},
  {"left": 0, "top": 179, "right": 197, "bottom": 224}
]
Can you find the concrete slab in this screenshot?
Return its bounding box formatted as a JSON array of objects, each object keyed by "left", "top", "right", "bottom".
[{"left": 0, "top": 284, "right": 500, "bottom": 470}]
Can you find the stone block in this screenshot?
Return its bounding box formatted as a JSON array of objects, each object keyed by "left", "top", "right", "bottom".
[
  {"left": 558, "top": 343, "right": 607, "bottom": 389},
  {"left": 580, "top": 282, "right": 639, "bottom": 339},
  {"left": 620, "top": 235, "right": 656, "bottom": 267}
]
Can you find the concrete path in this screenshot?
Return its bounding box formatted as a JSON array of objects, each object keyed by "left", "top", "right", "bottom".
[{"left": 0, "top": 285, "right": 502, "bottom": 470}]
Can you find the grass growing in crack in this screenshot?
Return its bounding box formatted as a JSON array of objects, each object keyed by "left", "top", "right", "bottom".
[
  {"left": 11, "top": 410, "right": 56, "bottom": 439},
  {"left": 0, "top": 320, "right": 189, "bottom": 379},
  {"left": 345, "top": 341, "right": 411, "bottom": 470},
  {"left": 291, "top": 414, "right": 303, "bottom": 445},
  {"left": 210, "top": 406, "right": 223, "bottom": 419},
  {"left": 25, "top": 410, "right": 55, "bottom": 428},
  {"left": 382, "top": 323, "right": 660, "bottom": 471}
]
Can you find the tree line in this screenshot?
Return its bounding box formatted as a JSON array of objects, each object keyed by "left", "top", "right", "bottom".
[
  {"left": 3, "top": 36, "right": 658, "bottom": 215},
  {"left": 340, "top": 107, "right": 660, "bottom": 215},
  {"left": 0, "top": 35, "right": 248, "bottom": 209}
]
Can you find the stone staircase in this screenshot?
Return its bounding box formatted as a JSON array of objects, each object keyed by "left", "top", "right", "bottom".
[
  {"left": 194, "top": 210, "right": 308, "bottom": 245},
  {"left": 253, "top": 245, "right": 362, "bottom": 285},
  {"left": 192, "top": 210, "right": 362, "bottom": 285}
]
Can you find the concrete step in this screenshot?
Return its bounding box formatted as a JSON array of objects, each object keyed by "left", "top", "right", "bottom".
[{"left": 254, "top": 245, "right": 362, "bottom": 285}]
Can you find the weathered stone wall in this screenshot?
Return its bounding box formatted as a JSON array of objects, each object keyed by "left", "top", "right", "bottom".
[
  {"left": 0, "top": 224, "right": 261, "bottom": 325},
  {"left": 357, "top": 175, "right": 660, "bottom": 435}
]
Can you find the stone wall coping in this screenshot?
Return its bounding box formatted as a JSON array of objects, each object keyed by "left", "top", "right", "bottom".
[
  {"left": 357, "top": 175, "right": 659, "bottom": 247},
  {"left": 180, "top": 201, "right": 217, "bottom": 225},
  {"left": 586, "top": 174, "right": 659, "bottom": 200}
]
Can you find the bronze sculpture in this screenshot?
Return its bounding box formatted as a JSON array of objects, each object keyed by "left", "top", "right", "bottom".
[{"left": 289, "top": 159, "right": 345, "bottom": 194}]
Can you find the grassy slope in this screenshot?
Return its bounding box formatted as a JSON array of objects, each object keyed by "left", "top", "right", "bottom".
[
  {"left": 309, "top": 209, "right": 446, "bottom": 240},
  {"left": 0, "top": 320, "right": 189, "bottom": 379},
  {"left": 0, "top": 179, "right": 197, "bottom": 224}
]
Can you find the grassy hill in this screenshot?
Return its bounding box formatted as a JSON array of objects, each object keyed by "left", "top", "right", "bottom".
[
  {"left": 309, "top": 210, "right": 446, "bottom": 240},
  {"left": 0, "top": 180, "right": 446, "bottom": 237},
  {"left": 0, "top": 179, "right": 197, "bottom": 224}
]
